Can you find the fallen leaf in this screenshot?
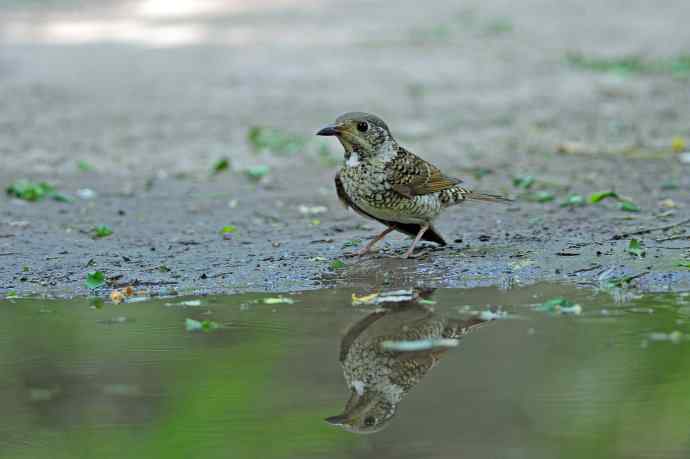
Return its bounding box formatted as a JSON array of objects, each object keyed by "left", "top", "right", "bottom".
[
  {"left": 6, "top": 180, "right": 71, "bottom": 203},
  {"left": 627, "top": 239, "right": 645, "bottom": 257},
  {"left": 381, "top": 338, "right": 458, "bottom": 351},
  {"left": 212, "top": 157, "right": 230, "bottom": 174},
  {"left": 619, "top": 201, "right": 640, "bottom": 212},
  {"left": 77, "top": 188, "right": 97, "bottom": 199},
  {"left": 536, "top": 297, "right": 582, "bottom": 315},
  {"left": 247, "top": 126, "right": 307, "bottom": 156},
  {"left": 330, "top": 259, "right": 346, "bottom": 270},
  {"left": 561, "top": 194, "right": 585, "bottom": 207},
  {"left": 94, "top": 225, "right": 113, "bottom": 238},
  {"left": 526, "top": 191, "right": 555, "bottom": 203},
  {"left": 298, "top": 205, "right": 328, "bottom": 215},
  {"left": 261, "top": 296, "right": 295, "bottom": 305},
  {"left": 86, "top": 271, "right": 106, "bottom": 289},
  {"left": 588, "top": 190, "right": 618, "bottom": 203},
  {"left": 659, "top": 198, "right": 677, "bottom": 209},
  {"left": 185, "top": 318, "right": 221, "bottom": 332},
  {"left": 352, "top": 292, "right": 380, "bottom": 305},
  {"left": 77, "top": 160, "right": 94, "bottom": 172},
  {"left": 671, "top": 136, "right": 687, "bottom": 153},
  {"left": 512, "top": 176, "right": 535, "bottom": 189},
  {"left": 245, "top": 165, "right": 270, "bottom": 180},
  {"left": 110, "top": 290, "right": 125, "bottom": 304}
]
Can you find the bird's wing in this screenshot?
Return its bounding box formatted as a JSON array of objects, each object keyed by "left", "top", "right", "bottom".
[
  {"left": 339, "top": 310, "right": 389, "bottom": 362},
  {"left": 388, "top": 147, "right": 463, "bottom": 198},
  {"left": 334, "top": 170, "right": 352, "bottom": 209}
]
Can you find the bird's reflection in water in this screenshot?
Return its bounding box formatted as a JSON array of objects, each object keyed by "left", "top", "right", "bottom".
[{"left": 326, "top": 289, "right": 491, "bottom": 434}]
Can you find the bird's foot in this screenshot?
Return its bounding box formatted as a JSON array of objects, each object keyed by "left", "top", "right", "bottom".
[
  {"left": 344, "top": 247, "right": 377, "bottom": 258},
  {"left": 400, "top": 248, "right": 430, "bottom": 259}
]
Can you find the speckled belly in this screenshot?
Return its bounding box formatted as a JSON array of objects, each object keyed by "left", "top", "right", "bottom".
[{"left": 340, "top": 166, "right": 442, "bottom": 224}]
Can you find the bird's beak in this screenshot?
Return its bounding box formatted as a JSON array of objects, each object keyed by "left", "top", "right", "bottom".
[
  {"left": 324, "top": 414, "right": 348, "bottom": 426},
  {"left": 316, "top": 123, "right": 343, "bottom": 136}
]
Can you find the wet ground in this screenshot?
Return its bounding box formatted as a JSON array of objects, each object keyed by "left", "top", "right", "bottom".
[
  {"left": 1, "top": 285, "right": 689, "bottom": 459},
  {"left": 1, "top": 0, "right": 690, "bottom": 299}
]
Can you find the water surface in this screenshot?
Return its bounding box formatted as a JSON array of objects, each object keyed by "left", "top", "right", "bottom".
[{"left": 1, "top": 284, "right": 689, "bottom": 459}]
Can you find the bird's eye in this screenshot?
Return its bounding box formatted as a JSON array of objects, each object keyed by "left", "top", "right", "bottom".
[
  {"left": 356, "top": 121, "right": 369, "bottom": 133},
  {"left": 363, "top": 416, "right": 376, "bottom": 427}
]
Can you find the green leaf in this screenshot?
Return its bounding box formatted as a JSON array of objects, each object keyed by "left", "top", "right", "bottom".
[
  {"left": 85, "top": 271, "right": 106, "bottom": 289},
  {"left": 185, "top": 318, "right": 221, "bottom": 332},
  {"left": 627, "top": 238, "right": 645, "bottom": 257},
  {"left": 89, "top": 297, "right": 104, "bottom": 309},
  {"left": 526, "top": 191, "right": 555, "bottom": 203},
  {"left": 50, "top": 192, "right": 73, "bottom": 203},
  {"left": 77, "top": 160, "right": 94, "bottom": 172},
  {"left": 94, "top": 225, "right": 113, "bottom": 238},
  {"left": 330, "top": 259, "right": 346, "bottom": 270},
  {"left": 245, "top": 165, "right": 270, "bottom": 181},
  {"left": 604, "top": 273, "right": 645, "bottom": 289},
  {"left": 618, "top": 201, "right": 640, "bottom": 212},
  {"left": 512, "top": 176, "right": 535, "bottom": 189},
  {"left": 261, "top": 297, "right": 295, "bottom": 305},
  {"left": 676, "top": 261, "right": 690, "bottom": 269},
  {"left": 220, "top": 225, "right": 237, "bottom": 234},
  {"left": 588, "top": 190, "right": 619, "bottom": 203},
  {"left": 6, "top": 179, "right": 47, "bottom": 201},
  {"left": 561, "top": 194, "right": 585, "bottom": 207},
  {"left": 418, "top": 299, "right": 437, "bottom": 305},
  {"left": 469, "top": 167, "right": 493, "bottom": 179},
  {"left": 212, "top": 157, "right": 230, "bottom": 174},
  {"left": 6, "top": 180, "right": 71, "bottom": 203},
  {"left": 247, "top": 127, "right": 307, "bottom": 156},
  {"left": 660, "top": 180, "right": 679, "bottom": 190},
  {"left": 536, "top": 297, "right": 582, "bottom": 315}
]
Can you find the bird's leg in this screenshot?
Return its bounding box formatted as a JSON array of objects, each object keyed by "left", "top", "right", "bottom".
[
  {"left": 401, "top": 224, "right": 430, "bottom": 259},
  {"left": 351, "top": 225, "right": 396, "bottom": 257}
]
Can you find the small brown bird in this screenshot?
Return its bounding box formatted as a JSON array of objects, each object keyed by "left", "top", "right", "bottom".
[
  {"left": 325, "top": 289, "right": 488, "bottom": 434},
  {"left": 317, "top": 112, "right": 510, "bottom": 258}
]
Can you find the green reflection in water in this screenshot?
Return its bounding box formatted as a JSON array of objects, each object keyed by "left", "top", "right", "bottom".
[{"left": 0, "top": 286, "right": 688, "bottom": 459}]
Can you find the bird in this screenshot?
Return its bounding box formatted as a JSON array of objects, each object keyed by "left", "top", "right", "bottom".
[
  {"left": 316, "top": 112, "right": 511, "bottom": 258},
  {"left": 325, "top": 289, "right": 489, "bottom": 434}
]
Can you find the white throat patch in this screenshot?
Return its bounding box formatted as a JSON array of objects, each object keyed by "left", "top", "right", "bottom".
[
  {"left": 352, "top": 380, "right": 366, "bottom": 396},
  {"left": 346, "top": 152, "right": 360, "bottom": 168}
]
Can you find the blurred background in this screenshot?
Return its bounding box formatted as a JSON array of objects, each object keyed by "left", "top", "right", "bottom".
[{"left": 1, "top": 0, "right": 689, "bottom": 180}]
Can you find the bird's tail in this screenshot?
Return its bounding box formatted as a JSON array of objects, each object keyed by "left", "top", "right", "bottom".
[
  {"left": 439, "top": 186, "right": 512, "bottom": 207},
  {"left": 463, "top": 191, "right": 513, "bottom": 204}
]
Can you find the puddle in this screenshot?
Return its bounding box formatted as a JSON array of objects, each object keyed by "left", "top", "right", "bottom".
[{"left": 1, "top": 284, "right": 689, "bottom": 458}]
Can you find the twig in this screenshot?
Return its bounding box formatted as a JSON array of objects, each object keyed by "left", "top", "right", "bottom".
[
  {"left": 612, "top": 217, "right": 690, "bottom": 240},
  {"left": 655, "top": 234, "right": 689, "bottom": 243},
  {"left": 569, "top": 264, "right": 603, "bottom": 275},
  {"left": 646, "top": 246, "right": 690, "bottom": 250},
  {"left": 0, "top": 252, "right": 17, "bottom": 256}
]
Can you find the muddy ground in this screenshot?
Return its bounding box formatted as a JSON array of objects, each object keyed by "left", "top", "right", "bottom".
[{"left": 1, "top": 0, "right": 689, "bottom": 298}]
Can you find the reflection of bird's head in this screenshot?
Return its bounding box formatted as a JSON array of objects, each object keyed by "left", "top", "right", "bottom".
[
  {"left": 316, "top": 112, "right": 394, "bottom": 158},
  {"left": 325, "top": 387, "right": 397, "bottom": 434}
]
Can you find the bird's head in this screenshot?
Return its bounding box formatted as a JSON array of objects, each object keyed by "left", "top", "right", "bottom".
[
  {"left": 316, "top": 112, "right": 394, "bottom": 160},
  {"left": 324, "top": 387, "right": 397, "bottom": 434}
]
